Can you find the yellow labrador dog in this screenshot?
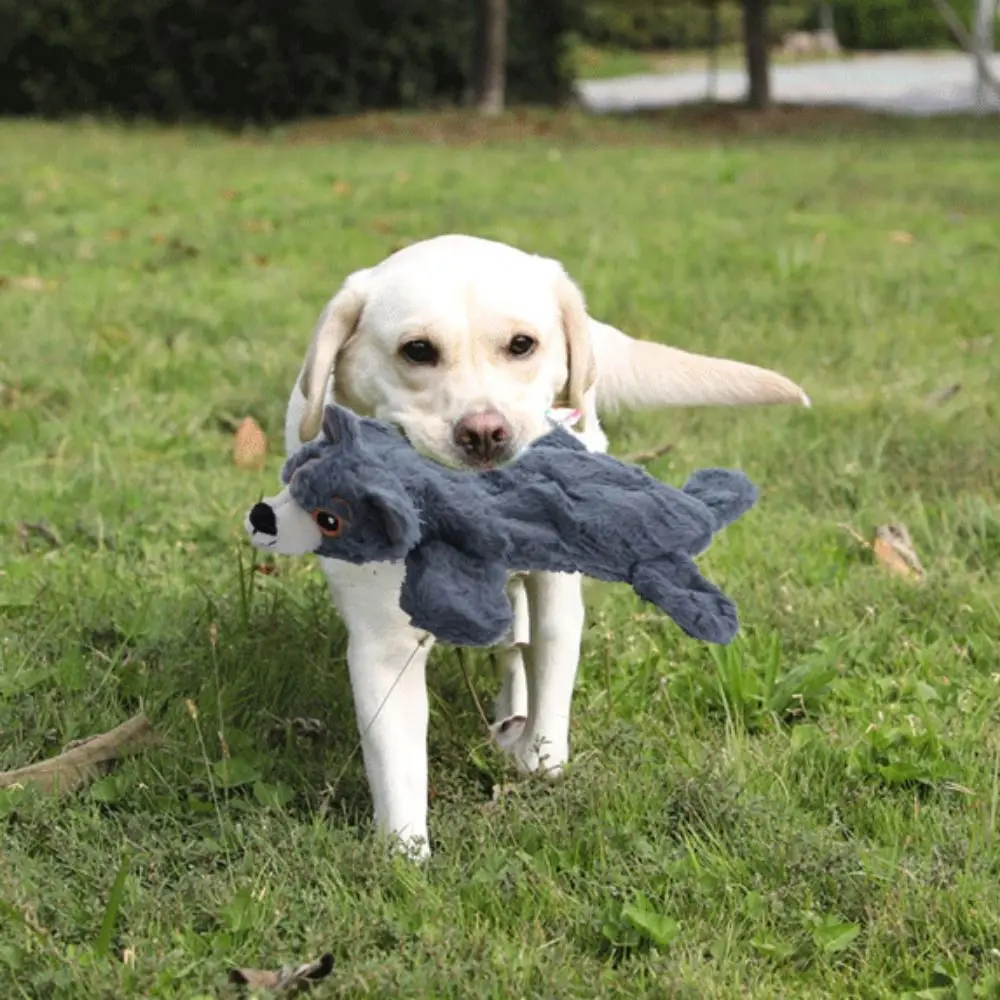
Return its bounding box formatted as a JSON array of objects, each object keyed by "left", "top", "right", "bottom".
[{"left": 283, "top": 234, "right": 808, "bottom": 857}]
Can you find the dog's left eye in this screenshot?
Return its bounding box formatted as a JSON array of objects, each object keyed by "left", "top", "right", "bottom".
[
  {"left": 508, "top": 333, "right": 536, "bottom": 358},
  {"left": 313, "top": 510, "right": 343, "bottom": 537}
]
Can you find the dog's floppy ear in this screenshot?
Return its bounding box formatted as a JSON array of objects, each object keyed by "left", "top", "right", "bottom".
[
  {"left": 298, "top": 269, "right": 371, "bottom": 443},
  {"left": 552, "top": 267, "right": 597, "bottom": 426},
  {"left": 321, "top": 404, "right": 361, "bottom": 450}
]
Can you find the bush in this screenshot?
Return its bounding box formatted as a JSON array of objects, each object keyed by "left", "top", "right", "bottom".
[
  {"left": 580, "top": 1, "right": 813, "bottom": 51},
  {"left": 0, "top": 0, "right": 580, "bottom": 123},
  {"left": 829, "top": 0, "right": 1000, "bottom": 50}
]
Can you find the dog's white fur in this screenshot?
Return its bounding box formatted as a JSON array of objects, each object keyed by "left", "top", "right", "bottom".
[{"left": 282, "top": 234, "right": 809, "bottom": 857}]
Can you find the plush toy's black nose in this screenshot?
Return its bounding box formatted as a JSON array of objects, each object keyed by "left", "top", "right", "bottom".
[{"left": 248, "top": 502, "right": 277, "bottom": 536}]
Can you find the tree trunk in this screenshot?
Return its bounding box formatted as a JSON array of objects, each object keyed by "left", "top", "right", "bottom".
[
  {"left": 471, "top": 0, "right": 508, "bottom": 117},
  {"left": 974, "top": 0, "right": 999, "bottom": 111},
  {"left": 706, "top": 0, "right": 721, "bottom": 101},
  {"left": 742, "top": 0, "right": 771, "bottom": 110}
]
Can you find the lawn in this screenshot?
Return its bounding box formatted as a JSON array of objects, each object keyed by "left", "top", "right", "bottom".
[{"left": 2, "top": 110, "right": 1000, "bottom": 998}]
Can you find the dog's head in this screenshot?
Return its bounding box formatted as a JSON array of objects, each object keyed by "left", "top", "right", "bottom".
[
  {"left": 246, "top": 405, "right": 420, "bottom": 562},
  {"left": 294, "top": 235, "right": 593, "bottom": 469},
  {"left": 294, "top": 234, "right": 808, "bottom": 469}
]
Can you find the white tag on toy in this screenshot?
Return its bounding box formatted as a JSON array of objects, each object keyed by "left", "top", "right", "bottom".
[{"left": 545, "top": 407, "right": 583, "bottom": 430}]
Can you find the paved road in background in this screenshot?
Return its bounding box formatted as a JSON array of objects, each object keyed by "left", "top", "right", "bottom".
[{"left": 578, "top": 53, "right": 1000, "bottom": 116}]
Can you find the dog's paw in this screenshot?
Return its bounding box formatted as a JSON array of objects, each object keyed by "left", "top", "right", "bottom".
[
  {"left": 489, "top": 714, "right": 527, "bottom": 753},
  {"left": 512, "top": 741, "right": 566, "bottom": 778}
]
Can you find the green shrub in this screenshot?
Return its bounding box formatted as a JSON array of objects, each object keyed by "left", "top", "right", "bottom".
[
  {"left": 829, "top": 0, "right": 999, "bottom": 50},
  {"left": 580, "top": 1, "right": 813, "bottom": 51},
  {"left": 0, "top": 0, "right": 579, "bottom": 122}
]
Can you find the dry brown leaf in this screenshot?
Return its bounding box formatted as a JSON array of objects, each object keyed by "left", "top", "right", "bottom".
[
  {"left": 106, "top": 227, "right": 129, "bottom": 242},
  {"left": 242, "top": 218, "right": 274, "bottom": 234},
  {"left": 873, "top": 523, "right": 924, "bottom": 581},
  {"left": 228, "top": 953, "right": 333, "bottom": 995},
  {"left": 888, "top": 230, "right": 915, "bottom": 245},
  {"left": 3, "top": 275, "right": 54, "bottom": 292},
  {"left": 220, "top": 188, "right": 239, "bottom": 200},
  {"left": 960, "top": 336, "right": 993, "bottom": 353},
  {"left": 233, "top": 416, "right": 268, "bottom": 469},
  {"left": 923, "top": 383, "right": 961, "bottom": 407},
  {"left": 331, "top": 180, "right": 352, "bottom": 196}
]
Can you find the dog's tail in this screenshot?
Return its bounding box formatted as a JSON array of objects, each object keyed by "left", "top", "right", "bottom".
[{"left": 590, "top": 320, "right": 810, "bottom": 413}]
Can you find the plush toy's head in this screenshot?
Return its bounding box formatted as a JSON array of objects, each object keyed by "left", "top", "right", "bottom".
[{"left": 245, "top": 406, "right": 421, "bottom": 564}]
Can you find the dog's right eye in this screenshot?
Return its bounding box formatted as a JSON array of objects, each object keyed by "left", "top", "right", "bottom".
[
  {"left": 400, "top": 339, "right": 440, "bottom": 366},
  {"left": 313, "top": 510, "right": 343, "bottom": 537}
]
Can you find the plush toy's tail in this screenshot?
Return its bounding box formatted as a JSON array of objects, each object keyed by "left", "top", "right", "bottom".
[{"left": 681, "top": 468, "right": 759, "bottom": 533}]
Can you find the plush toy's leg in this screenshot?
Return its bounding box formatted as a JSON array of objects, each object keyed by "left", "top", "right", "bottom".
[
  {"left": 401, "top": 541, "right": 513, "bottom": 648},
  {"left": 319, "top": 556, "right": 435, "bottom": 859},
  {"left": 631, "top": 554, "right": 739, "bottom": 645},
  {"left": 505, "top": 571, "right": 586, "bottom": 776}
]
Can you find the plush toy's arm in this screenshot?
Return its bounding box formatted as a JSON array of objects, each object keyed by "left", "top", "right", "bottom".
[
  {"left": 630, "top": 552, "right": 740, "bottom": 645},
  {"left": 400, "top": 540, "right": 513, "bottom": 647}
]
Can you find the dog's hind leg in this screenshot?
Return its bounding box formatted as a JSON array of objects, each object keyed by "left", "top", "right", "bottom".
[
  {"left": 492, "top": 576, "right": 530, "bottom": 752},
  {"left": 505, "top": 570, "right": 586, "bottom": 776},
  {"left": 631, "top": 554, "right": 739, "bottom": 645}
]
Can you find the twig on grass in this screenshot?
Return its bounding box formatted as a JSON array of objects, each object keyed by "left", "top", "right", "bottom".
[
  {"left": 0, "top": 714, "right": 158, "bottom": 794},
  {"left": 16, "top": 520, "right": 62, "bottom": 552},
  {"left": 617, "top": 441, "right": 675, "bottom": 464}
]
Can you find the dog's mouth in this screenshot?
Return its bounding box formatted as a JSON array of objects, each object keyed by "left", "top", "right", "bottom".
[{"left": 383, "top": 418, "right": 522, "bottom": 472}]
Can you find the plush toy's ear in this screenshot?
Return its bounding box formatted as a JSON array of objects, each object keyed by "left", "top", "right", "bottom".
[
  {"left": 297, "top": 268, "right": 372, "bottom": 443},
  {"left": 279, "top": 441, "right": 321, "bottom": 485},
  {"left": 321, "top": 404, "right": 361, "bottom": 450},
  {"left": 366, "top": 487, "right": 421, "bottom": 557},
  {"left": 551, "top": 265, "right": 597, "bottom": 429}
]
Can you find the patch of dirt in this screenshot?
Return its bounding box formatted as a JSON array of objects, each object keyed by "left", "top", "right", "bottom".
[{"left": 245, "top": 103, "right": 989, "bottom": 150}]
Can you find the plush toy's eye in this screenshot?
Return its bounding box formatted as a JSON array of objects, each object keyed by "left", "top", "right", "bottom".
[
  {"left": 400, "top": 339, "right": 440, "bottom": 366},
  {"left": 507, "top": 333, "right": 537, "bottom": 358},
  {"left": 313, "top": 510, "right": 343, "bottom": 537}
]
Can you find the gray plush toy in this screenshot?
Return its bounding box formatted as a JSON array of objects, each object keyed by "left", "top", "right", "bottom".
[{"left": 245, "top": 404, "right": 759, "bottom": 648}]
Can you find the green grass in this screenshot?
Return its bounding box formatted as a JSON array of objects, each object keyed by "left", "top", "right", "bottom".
[{"left": 2, "top": 111, "right": 1000, "bottom": 998}]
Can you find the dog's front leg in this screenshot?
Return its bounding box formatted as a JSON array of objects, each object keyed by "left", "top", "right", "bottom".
[
  {"left": 320, "top": 557, "right": 434, "bottom": 857},
  {"left": 510, "top": 570, "right": 586, "bottom": 775}
]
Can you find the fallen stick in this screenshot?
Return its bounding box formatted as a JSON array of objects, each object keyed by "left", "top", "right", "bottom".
[
  {"left": 618, "top": 441, "right": 675, "bottom": 464},
  {"left": 0, "top": 714, "right": 158, "bottom": 794}
]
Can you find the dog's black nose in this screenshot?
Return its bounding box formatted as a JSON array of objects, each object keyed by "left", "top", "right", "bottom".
[{"left": 248, "top": 502, "right": 277, "bottom": 536}]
